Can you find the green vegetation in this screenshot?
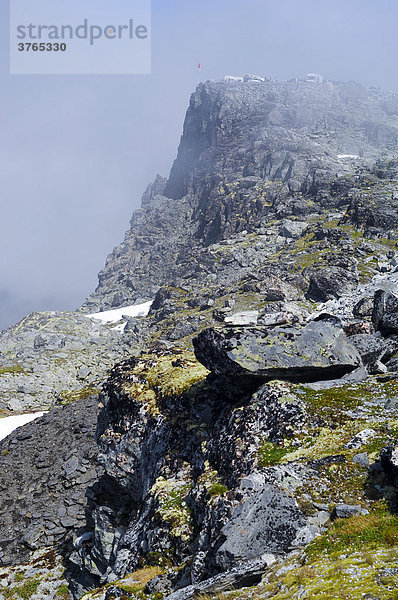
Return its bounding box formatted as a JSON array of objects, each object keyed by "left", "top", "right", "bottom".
[
  {"left": 258, "top": 440, "right": 291, "bottom": 467},
  {"left": 194, "top": 542, "right": 398, "bottom": 600},
  {"left": 208, "top": 483, "right": 229, "bottom": 497},
  {"left": 122, "top": 350, "right": 209, "bottom": 416},
  {"left": 307, "top": 502, "right": 398, "bottom": 557},
  {"left": 197, "top": 460, "right": 229, "bottom": 498},
  {"left": 0, "top": 365, "right": 26, "bottom": 376},
  {"left": 151, "top": 477, "right": 193, "bottom": 542},
  {"left": 79, "top": 566, "right": 164, "bottom": 599},
  {"left": 295, "top": 379, "right": 398, "bottom": 427},
  {"left": 3, "top": 576, "right": 41, "bottom": 599},
  {"left": 57, "top": 384, "right": 100, "bottom": 405},
  {"left": 55, "top": 584, "right": 70, "bottom": 599}
]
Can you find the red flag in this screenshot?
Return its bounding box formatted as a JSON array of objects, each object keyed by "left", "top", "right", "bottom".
[{"left": 198, "top": 63, "right": 201, "bottom": 71}]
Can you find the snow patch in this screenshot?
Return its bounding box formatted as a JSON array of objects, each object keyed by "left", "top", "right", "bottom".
[
  {"left": 87, "top": 301, "right": 153, "bottom": 329},
  {"left": 0, "top": 412, "right": 46, "bottom": 442}
]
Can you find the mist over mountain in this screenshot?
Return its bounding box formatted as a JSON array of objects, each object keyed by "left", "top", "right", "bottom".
[{"left": 3, "top": 0, "right": 398, "bottom": 331}]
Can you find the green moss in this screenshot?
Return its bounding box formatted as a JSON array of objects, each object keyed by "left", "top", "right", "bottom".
[
  {"left": 295, "top": 379, "right": 398, "bottom": 426},
  {"left": 293, "top": 232, "right": 316, "bottom": 251},
  {"left": 208, "top": 483, "right": 229, "bottom": 497},
  {"left": 258, "top": 440, "right": 291, "bottom": 467},
  {"left": 122, "top": 351, "right": 209, "bottom": 416},
  {"left": 151, "top": 477, "right": 193, "bottom": 542},
  {"left": 56, "top": 584, "right": 70, "bottom": 599},
  {"left": 297, "top": 460, "right": 368, "bottom": 507},
  {"left": 57, "top": 384, "right": 100, "bottom": 405},
  {"left": 293, "top": 249, "right": 330, "bottom": 270},
  {"left": 0, "top": 365, "right": 26, "bottom": 376},
  {"left": 357, "top": 259, "right": 377, "bottom": 282},
  {"left": 197, "top": 460, "right": 229, "bottom": 498},
  {"left": 282, "top": 427, "right": 354, "bottom": 463},
  {"left": 3, "top": 576, "right": 42, "bottom": 599}
]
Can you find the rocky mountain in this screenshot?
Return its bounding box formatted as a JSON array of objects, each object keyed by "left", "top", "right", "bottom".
[
  {"left": 84, "top": 80, "right": 398, "bottom": 314},
  {"left": 1, "top": 79, "right": 398, "bottom": 600}
]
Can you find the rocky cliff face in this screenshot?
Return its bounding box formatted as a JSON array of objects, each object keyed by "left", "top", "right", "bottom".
[{"left": 2, "top": 80, "right": 398, "bottom": 600}]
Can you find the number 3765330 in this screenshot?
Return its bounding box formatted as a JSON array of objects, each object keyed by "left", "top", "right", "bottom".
[{"left": 18, "top": 43, "right": 67, "bottom": 52}]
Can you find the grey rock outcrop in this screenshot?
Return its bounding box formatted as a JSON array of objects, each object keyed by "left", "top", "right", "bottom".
[
  {"left": 305, "top": 267, "right": 359, "bottom": 302},
  {"left": 215, "top": 483, "right": 307, "bottom": 570},
  {"left": 380, "top": 442, "right": 398, "bottom": 481},
  {"left": 350, "top": 333, "right": 398, "bottom": 370},
  {"left": 67, "top": 355, "right": 312, "bottom": 594}
]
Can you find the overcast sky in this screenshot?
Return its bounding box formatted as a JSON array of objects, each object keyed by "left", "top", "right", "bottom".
[{"left": 1, "top": 0, "right": 398, "bottom": 330}]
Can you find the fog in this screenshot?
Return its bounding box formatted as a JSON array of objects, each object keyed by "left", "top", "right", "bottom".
[{"left": 1, "top": 0, "right": 397, "bottom": 330}]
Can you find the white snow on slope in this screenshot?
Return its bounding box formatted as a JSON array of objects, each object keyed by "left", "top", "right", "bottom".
[
  {"left": 86, "top": 301, "right": 153, "bottom": 333},
  {"left": 0, "top": 412, "right": 46, "bottom": 442}
]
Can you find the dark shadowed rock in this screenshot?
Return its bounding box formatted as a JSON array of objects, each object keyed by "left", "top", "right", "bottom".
[
  {"left": 353, "top": 297, "right": 374, "bottom": 319},
  {"left": 350, "top": 333, "right": 396, "bottom": 367},
  {"left": 305, "top": 267, "right": 358, "bottom": 302},
  {"left": 104, "top": 587, "right": 134, "bottom": 600},
  {"left": 380, "top": 442, "right": 398, "bottom": 482},
  {"left": 193, "top": 322, "right": 362, "bottom": 382},
  {"left": 373, "top": 290, "right": 398, "bottom": 333},
  {"left": 386, "top": 354, "right": 398, "bottom": 373}
]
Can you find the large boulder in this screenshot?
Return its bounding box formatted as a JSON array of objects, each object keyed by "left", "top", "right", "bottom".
[
  {"left": 193, "top": 321, "right": 362, "bottom": 382},
  {"left": 373, "top": 290, "right": 398, "bottom": 333}
]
